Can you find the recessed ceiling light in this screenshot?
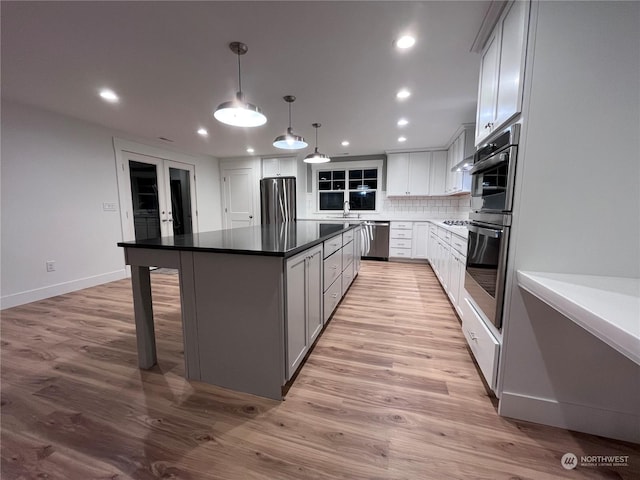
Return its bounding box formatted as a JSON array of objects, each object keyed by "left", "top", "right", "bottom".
[
  {"left": 341, "top": 140, "right": 350, "bottom": 147},
  {"left": 99, "top": 89, "right": 119, "bottom": 103},
  {"left": 395, "top": 35, "right": 416, "bottom": 49},
  {"left": 197, "top": 128, "right": 208, "bottom": 136},
  {"left": 398, "top": 136, "right": 407, "bottom": 143},
  {"left": 397, "top": 118, "right": 409, "bottom": 127},
  {"left": 396, "top": 89, "right": 411, "bottom": 100},
  {"left": 246, "top": 147, "right": 255, "bottom": 154}
]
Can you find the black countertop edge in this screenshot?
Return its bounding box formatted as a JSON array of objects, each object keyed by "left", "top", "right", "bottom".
[
  {"left": 117, "top": 242, "right": 289, "bottom": 257},
  {"left": 117, "top": 222, "right": 361, "bottom": 259}
]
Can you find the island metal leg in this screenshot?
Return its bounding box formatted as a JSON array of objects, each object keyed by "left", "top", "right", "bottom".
[{"left": 130, "top": 265, "right": 157, "bottom": 368}]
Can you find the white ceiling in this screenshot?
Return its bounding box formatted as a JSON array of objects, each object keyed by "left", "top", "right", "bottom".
[{"left": 1, "top": 1, "right": 489, "bottom": 159}]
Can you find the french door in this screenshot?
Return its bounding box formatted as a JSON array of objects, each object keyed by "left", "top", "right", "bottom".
[{"left": 124, "top": 152, "right": 197, "bottom": 241}]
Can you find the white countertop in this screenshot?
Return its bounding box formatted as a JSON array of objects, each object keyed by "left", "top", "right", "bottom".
[
  {"left": 517, "top": 271, "right": 640, "bottom": 366},
  {"left": 299, "top": 217, "right": 470, "bottom": 239},
  {"left": 434, "top": 222, "right": 469, "bottom": 239}
]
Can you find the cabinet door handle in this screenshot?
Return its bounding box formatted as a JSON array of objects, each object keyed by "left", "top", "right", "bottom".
[{"left": 469, "top": 331, "right": 477, "bottom": 341}]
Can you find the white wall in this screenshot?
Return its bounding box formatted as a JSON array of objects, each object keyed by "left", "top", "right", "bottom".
[
  {"left": 1, "top": 100, "right": 221, "bottom": 308},
  {"left": 499, "top": 0, "right": 640, "bottom": 442}
]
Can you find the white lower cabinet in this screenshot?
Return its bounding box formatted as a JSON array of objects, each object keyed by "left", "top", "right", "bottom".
[
  {"left": 411, "top": 222, "right": 429, "bottom": 259},
  {"left": 353, "top": 226, "right": 362, "bottom": 274},
  {"left": 341, "top": 238, "right": 355, "bottom": 295},
  {"left": 428, "top": 222, "right": 468, "bottom": 317},
  {"left": 323, "top": 274, "right": 342, "bottom": 323},
  {"left": 389, "top": 221, "right": 431, "bottom": 260},
  {"left": 323, "top": 244, "right": 343, "bottom": 323},
  {"left": 323, "top": 249, "right": 342, "bottom": 289},
  {"left": 285, "top": 243, "right": 323, "bottom": 380},
  {"left": 286, "top": 227, "right": 362, "bottom": 381},
  {"left": 460, "top": 295, "right": 500, "bottom": 390},
  {"left": 342, "top": 261, "right": 354, "bottom": 297}
]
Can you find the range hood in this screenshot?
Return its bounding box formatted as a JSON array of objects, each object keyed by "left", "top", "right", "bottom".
[{"left": 450, "top": 154, "right": 475, "bottom": 172}]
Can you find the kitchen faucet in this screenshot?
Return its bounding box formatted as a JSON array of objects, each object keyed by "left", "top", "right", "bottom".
[{"left": 342, "top": 201, "right": 350, "bottom": 217}]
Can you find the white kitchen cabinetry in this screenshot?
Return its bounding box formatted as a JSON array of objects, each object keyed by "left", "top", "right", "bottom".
[
  {"left": 429, "top": 151, "right": 448, "bottom": 196},
  {"left": 412, "top": 222, "right": 429, "bottom": 259},
  {"left": 353, "top": 226, "right": 362, "bottom": 275},
  {"left": 460, "top": 296, "right": 500, "bottom": 389},
  {"left": 285, "top": 243, "right": 323, "bottom": 380},
  {"left": 389, "top": 222, "right": 413, "bottom": 258},
  {"left": 428, "top": 223, "right": 469, "bottom": 319},
  {"left": 445, "top": 126, "right": 474, "bottom": 195},
  {"left": 448, "top": 239, "right": 467, "bottom": 318},
  {"left": 427, "top": 224, "right": 438, "bottom": 265},
  {"left": 341, "top": 238, "right": 355, "bottom": 296},
  {"left": 323, "top": 234, "right": 343, "bottom": 323},
  {"left": 475, "top": 0, "right": 529, "bottom": 146},
  {"left": 262, "top": 156, "right": 297, "bottom": 178},
  {"left": 386, "top": 152, "right": 431, "bottom": 196}
]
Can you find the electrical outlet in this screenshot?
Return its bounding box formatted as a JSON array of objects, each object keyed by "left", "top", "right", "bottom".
[{"left": 46, "top": 260, "right": 56, "bottom": 272}]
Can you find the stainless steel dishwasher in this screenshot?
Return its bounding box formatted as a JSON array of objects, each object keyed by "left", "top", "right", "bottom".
[{"left": 360, "top": 221, "right": 390, "bottom": 260}]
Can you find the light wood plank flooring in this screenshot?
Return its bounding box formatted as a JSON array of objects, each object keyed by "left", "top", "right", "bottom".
[{"left": 2, "top": 261, "right": 638, "bottom": 479}]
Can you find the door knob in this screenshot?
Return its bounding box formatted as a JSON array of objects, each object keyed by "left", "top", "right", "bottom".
[{"left": 249, "top": 215, "right": 253, "bottom": 219}]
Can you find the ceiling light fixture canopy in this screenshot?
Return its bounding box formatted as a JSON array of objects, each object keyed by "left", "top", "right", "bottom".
[
  {"left": 304, "top": 123, "right": 331, "bottom": 164},
  {"left": 273, "top": 95, "right": 307, "bottom": 150},
  {"left": 214, "top": 42, "right": 267, "bottom": 127}
]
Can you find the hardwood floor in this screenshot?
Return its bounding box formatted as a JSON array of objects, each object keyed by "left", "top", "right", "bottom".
[{"left": 2, "top": 261, "right": 638, "bottom": 479}]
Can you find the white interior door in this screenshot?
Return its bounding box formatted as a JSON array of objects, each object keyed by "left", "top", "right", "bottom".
[
  {"left": 123, "top": 152, "right": 197, "bottom": 241},
  {"left": 222, "top": 167, "right": 255, "bottom": 229}
]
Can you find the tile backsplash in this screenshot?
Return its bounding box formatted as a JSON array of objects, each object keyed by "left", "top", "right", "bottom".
[
  {"left": 380, "top": 193, "right": 471, "bottom": 219},
  {"left": 304, "top": 192, "right": 471, "bottom": 220}
]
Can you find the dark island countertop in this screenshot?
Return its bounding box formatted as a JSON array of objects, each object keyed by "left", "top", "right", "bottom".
[{"left": 117, "top": 220, "right": 361, "bottom": 258}]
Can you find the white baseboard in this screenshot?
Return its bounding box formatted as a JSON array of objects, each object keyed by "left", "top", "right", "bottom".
[
  {"left": 1, "top": 269, "right": 129, "bottom": 310},
  {"left": 499, "top": 391, "right": 640, "bottom": 443}
]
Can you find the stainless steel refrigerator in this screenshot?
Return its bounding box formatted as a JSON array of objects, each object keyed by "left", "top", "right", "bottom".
[{"left": 260, "top": 176, "right": 296, "bottom": 224}]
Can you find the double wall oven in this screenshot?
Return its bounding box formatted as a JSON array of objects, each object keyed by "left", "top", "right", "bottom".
[{"left": 465, "top": 124, "right": 520, "bottom": 330}]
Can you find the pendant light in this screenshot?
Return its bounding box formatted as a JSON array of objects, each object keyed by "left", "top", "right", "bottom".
[
  {"left": 214, "top": 42, "right": 267, "bottom": 127},
  {"left": 304, "top": 123, "right": 331, "bottom": 164},
  {"left": 273, "top": 96, "right": 307, "bottom": 150}
]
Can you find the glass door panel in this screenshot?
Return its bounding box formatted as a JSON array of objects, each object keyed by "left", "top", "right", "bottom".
[
  {"left": 129, "top": 160, "right": 163, "bottom": 240},
  {"left": 125, "top": 154, "right": 197, "bottom": 241},
  {"left": 168, "top": 166, "right": 193, "bottom": 235}
]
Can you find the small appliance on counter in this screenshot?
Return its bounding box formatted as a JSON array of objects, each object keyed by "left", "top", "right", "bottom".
[{"left": 260, "top": 177, "right": 296, "bottom": 224}]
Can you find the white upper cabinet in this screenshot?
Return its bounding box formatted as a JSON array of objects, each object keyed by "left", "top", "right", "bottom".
[
  {"left": 475, "top": 0, "right": 529, "bottom": 146},
  {"left": 429, "top": 151, "right": 448, "bottom": 196},
  {"left": 262, "top": 157, "right": 297, "bottom": 178},
  {"left": 445, "top": 126, "right": 474, "bottom": 195},
  {"left": 386, "top": 151, "right": 432, "bottom": 196},
  {"left": 476, "top": 31, "right": 500, "bottom": 144},
  {"left": 407, "top": 151, "right": 431, "bottom": 196}
]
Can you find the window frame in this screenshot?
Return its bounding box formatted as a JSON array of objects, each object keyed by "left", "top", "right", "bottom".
[{"left": 312, "top": 160, "right": 383, "bottom": 213}]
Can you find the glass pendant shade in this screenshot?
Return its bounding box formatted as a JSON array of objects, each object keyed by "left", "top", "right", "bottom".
[
  {"left": 214, "top": 42, "right": 267, "bottom": 128},
  {"left": 304, "top": 123, "right": 331, "bottom": 163},
  {"left": 273, "top": 96, "right": 307, "bottom": 150}
]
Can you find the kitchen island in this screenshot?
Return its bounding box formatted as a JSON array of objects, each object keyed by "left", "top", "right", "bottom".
[{"left": 118, "top": 221, "right": 361, "bottom": 399}]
